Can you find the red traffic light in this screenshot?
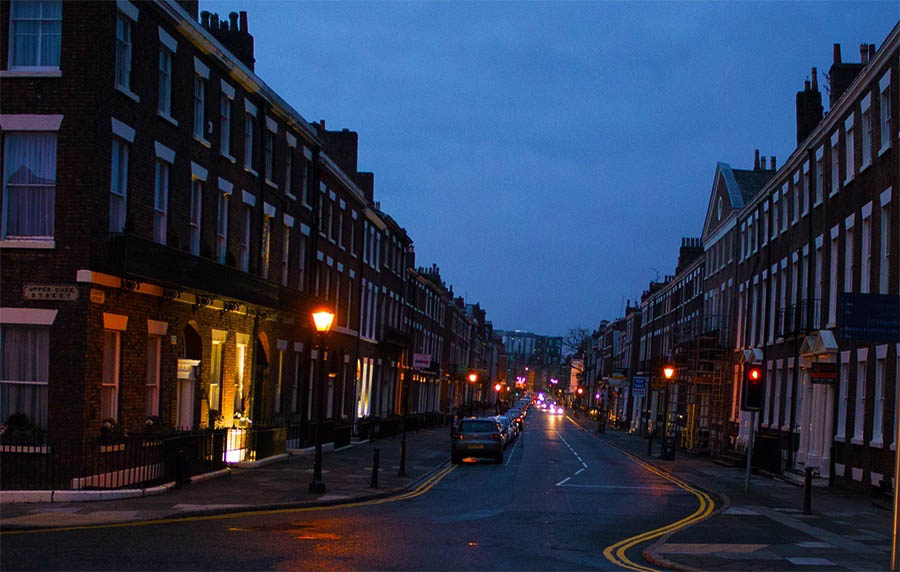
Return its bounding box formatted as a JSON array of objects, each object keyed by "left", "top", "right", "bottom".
[
  {"left": 576, "top": 387, "right": 584, "bottom": 395},
  {"left": 748, "top": 366, "right": 762, "bottom": 382}
]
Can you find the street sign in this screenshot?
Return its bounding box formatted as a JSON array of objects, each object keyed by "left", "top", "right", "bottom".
[
  {"left": 612, "top": 368, "right": 627, "bottom": 380},
  {"left": 632, "top": 376, "right": 647, "bottom": 397},
  {"left": 412, "top": 353, "right": 430, "bottom": 369},
  {"left": 810, "top": 362, "right": 837, "bottom": 384},
  {"left": 23, "top": 283, "right": 78, "bottom": 301},
  {"left": 838, "top": 293, "right": 900, "bottom": 343}
]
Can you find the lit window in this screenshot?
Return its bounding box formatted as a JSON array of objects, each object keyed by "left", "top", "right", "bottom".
[
  {"left": 9, "top": 1, "right": 61, "bottom": 69},
  {"left": 3, "top": 132, "right": 56, "bottom": 239},
  {"left": 0, "top": 325, "right": 49, "bottom": 430}
]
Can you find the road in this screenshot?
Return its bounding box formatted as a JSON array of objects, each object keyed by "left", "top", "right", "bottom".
[{"left": 2, "top": 410, "right": 708, "bottom": 571}]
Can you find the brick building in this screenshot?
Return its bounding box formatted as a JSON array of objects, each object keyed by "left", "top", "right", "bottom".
[{"left": 0, "top": 0, "right": 500, "bottom": 456}]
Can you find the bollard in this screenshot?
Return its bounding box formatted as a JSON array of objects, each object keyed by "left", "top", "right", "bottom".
[
  {"left": 398, "top": 439, "right": 407, "bottom": 477},
  {"left": 803, "top": 466, "right": 813, "bottom": 514},
  {"left": 370, "top": 448, "right": 380, "bottom": 488}
]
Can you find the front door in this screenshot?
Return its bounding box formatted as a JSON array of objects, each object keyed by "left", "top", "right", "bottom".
[
  {"left": 795, "top": 369, "right": 834, "bottom": 477},
  {"left": 176, "top": 359, "right": 200, "bottom": 430}
]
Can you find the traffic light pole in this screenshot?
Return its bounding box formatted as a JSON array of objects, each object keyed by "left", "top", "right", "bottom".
[{"left": 744, "top": 410, "right": 755, "bottom": 493}]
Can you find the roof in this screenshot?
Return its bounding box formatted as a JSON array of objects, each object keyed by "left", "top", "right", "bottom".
[{"left": 731, "top": 168, "right": 775, "bottom": 204}]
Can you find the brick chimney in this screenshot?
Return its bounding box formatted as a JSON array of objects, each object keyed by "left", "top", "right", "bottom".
[
  {"left": 796, "top": 67, "right": 823, "bottom": 145},
  {"left": 828, "top": 43, "right": 865, "bottom": 107},
  {"left": 199, "top": 10, "right": 255, "bottom": 71},
  {"left": 676, "top": 237, "right": 703, "bottom": 274}
]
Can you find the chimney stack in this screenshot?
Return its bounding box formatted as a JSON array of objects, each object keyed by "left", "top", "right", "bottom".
[
  {"left": 760, "top": 156, "right": 767, "bottom": 170},
  {"left": 869, "top": 43, "right": 876, "bottom": 62},
  {"left": 203, "top": 10, "right": 255, "bottom": 70},
  {"left": 828, "top": 43, "right": 866, "bottom": 107},
  {"left": 860, "top": 43, "right": 869, "bottom": 65},
  {"left": 754, "top": 149, "right": 760, "bottom": 170},
  {"left": 796, "top": 69, "right": 823, "bottom": 144},
  {"left": 770, "top": 156, "right": 776, "bottom": 170},
  {"left": 240, "top": 11, "right": 248, "bottom": 33}
]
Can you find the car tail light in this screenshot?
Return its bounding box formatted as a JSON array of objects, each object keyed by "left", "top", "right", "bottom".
[
  {"left": 456, "top": 434, "right": 465, "bottom": 440},
  {"left": 490, "top": 433, "right": 501, "bottom": 440}
]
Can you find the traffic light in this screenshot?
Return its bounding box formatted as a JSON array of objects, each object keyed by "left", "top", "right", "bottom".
[{"left": 742, "top": 363, "right": 765, "bottom": 410}]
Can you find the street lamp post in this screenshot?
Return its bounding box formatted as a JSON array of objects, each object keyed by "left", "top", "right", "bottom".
[
  {"left": 308, "top": 309, "right": 335, "bottom": 494},
  {"left": 398, "top": 373, "right": 409, "bottom": 477},
  {"left": 660, "top": 364, "right": 676, "bottom": 459},
  {"left": 468, "top": 372, "right": 478, "bottom": 416}
]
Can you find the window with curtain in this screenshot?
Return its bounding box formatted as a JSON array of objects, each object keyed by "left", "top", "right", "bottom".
[
  {"left": 109, "top": 138, "right": 128, "bottom": 232},
  {"left": 102, "top": 330, "right": 120, "bottom": 422},
  {"left": 216, "top": 192, "right": 228, "bottom": 263},
  {"left": 8, "top": 0, "right": 61, "bottom": 69},
  {"left": 0, "top": 325, "right": 49, "bottom": 429},
  {"left": 3, "top": 132, "right": 56, "bottom": 239},
  {"left": 115, "top": 14, "right": 131, "bottom": 90}
]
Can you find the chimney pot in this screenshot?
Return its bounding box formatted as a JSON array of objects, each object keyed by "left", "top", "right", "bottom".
[
  {"left": 811, "top": 67, "right": 818, "bottom": 91},
  {"left": 754, "top": 149, "right": 760, "bottom": 170},
  {"left": 804, "top": 79, "right": 810, "bottom": 91},
  {"left": 211, "top": 12, "right": 219, "bottom": 28},
  {"left": 229, "top": 12, "right": 239, "bottom": 30},
  {"left": 770, "top": 155, "right": 776, "bottom": 170},
  {"left": 200, "top": 10, "right": 210, "bottom": 27},
  {"left": 869, "top": 43, "right": 876, "bottom": 61},
  {"left": 833, "top": 43, "right": 842, "bottom": 65},
  {"left": 239, "top": 11, "right": 248, "bottom": 33},
  {"left": 761, "top": 156, "right": 767, "bottom": 170},
  {"left": 860, "top": 43, "right": 868, "bottom": 64}
]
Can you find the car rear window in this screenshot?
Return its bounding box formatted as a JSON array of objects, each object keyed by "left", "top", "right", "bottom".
[{"left": 459, "top": 420, "right": 497, "bottom": 433}]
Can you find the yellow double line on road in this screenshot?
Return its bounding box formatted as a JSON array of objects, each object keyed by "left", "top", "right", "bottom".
[
  {"left": 601, "top": 445, "right": 715, "bottom": 572},
  {"left": 1, "top": 463, "right": 456, "bottom": 536}
]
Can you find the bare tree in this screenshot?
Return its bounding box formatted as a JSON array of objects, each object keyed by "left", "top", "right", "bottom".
[{"left": 562, "top": 326, "right": 591, "bottom": 358}]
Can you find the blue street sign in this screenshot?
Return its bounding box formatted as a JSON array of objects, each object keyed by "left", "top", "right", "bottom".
[{"left": 838, "top": 293, "right": 900, "bottom": 343}]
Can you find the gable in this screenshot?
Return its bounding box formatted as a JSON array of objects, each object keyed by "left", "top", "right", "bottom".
[{"left": 701, "top": 163, "right": 743, "bottom": 243}]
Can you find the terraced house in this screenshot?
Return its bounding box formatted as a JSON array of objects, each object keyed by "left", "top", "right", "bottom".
[{"left": 0, "top": 0, "right": 501, "bottom": 480}]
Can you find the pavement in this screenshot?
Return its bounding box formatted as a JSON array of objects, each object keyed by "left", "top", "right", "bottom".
[
  {"left": 0, "top": 425, "right": 451, "bottom": 530},
  {"left": 591, "top": 425, "right": 894, "bottom": 571}
]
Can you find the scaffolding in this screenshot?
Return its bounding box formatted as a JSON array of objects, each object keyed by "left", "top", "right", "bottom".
[{"left": 672, "top": 314, "right": 731, "bottom": 455}]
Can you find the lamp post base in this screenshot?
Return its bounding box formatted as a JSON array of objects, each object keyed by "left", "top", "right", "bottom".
[{"left": 308, "top": 480, "right": 327, "bottom": 494}]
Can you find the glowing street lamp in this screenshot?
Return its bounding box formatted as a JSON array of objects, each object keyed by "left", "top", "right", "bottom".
[
  {"left": 663, "top": 365, "right": 676, "bottom": 380},
  {"left": 468, "top": 372, "right": 478, "bottom": 383},
  {"left": 309, "top": 309, "right": 336, "bottom": 494},
  {"left": 494, "top": 383, "right": 502, "bottom": 392}
]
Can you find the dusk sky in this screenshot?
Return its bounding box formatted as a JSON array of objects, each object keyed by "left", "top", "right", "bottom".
[{"left": 202, "top": 1, "right": 896, "bottom": 337}]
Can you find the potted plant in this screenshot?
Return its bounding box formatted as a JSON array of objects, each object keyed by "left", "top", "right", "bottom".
[{"left": 99, "top": 418, "right": 126, "bottom": 449}]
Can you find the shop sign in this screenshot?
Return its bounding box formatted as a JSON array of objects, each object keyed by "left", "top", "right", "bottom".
[
  {"left": 412, "top": 353, "right": 431, "bottom": 369},
  {"left": 23, "top": 283, "right": 78, "bottom": 301}
]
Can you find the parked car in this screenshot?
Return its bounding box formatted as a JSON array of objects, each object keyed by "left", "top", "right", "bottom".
[
  {"left": 494, "top": 415, "right": 514, "bottom": 446},
  {"left": 506, "top": 408, "right": 524, "bottom": 431},
  {"left": 451, "top": 417, "right": 504, "bottom": 464}
]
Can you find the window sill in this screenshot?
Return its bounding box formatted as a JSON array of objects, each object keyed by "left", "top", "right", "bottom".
[
  {"left": 302, "top": 203, "right": 313, "bottom": 211},
  {"left": 1, "top": 69, "right": 61, "bottom": 78},
  {"left": 115, "top": 84, "right": 140, "bottom": 103},
  {"left": 285, "top": 191, "right": 297, "bottom": 201},
  {"left": 826, "top": 322, "right": 837, "bottom": 329},
  {"left": 339, "top": 245, "right": 346, "bottom": 251},
  {"left": 221, "top": 152, "right": 236, "bottom": 164},
  {"left": 328, "top": 239, "right": 336, "bottom": 245},
  {"left": 850, "top": 437, "right": 864, "bottom": 445},
  {"left": 860, "top": 161, "right": 871, "bottom": 174},
  {"left": 194, "top": 135, "right": 211, "bottom": 149},
  {"left": 871, "top": 440, "right": 884, "bottom": 448},
  {"left": 879, "top": 143, "right": 891, "bottom": 157},
  {"left": 834, "top": 435, "right": 845, "bottom": 442},
  {"left": 158, "top": 111, "right": 178, "bottom": 127},
  {"left": 843, "top": 176, "right": 855, "bottom": 186},
  {"left": 244, "top": 165, "right": 258, "bottom": 177},
  {"left": 265, "top": 178, "right": 278, "bottom": 190},
  {"left": 0, "top": 239, "right": 55, "bottom": 249}
]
